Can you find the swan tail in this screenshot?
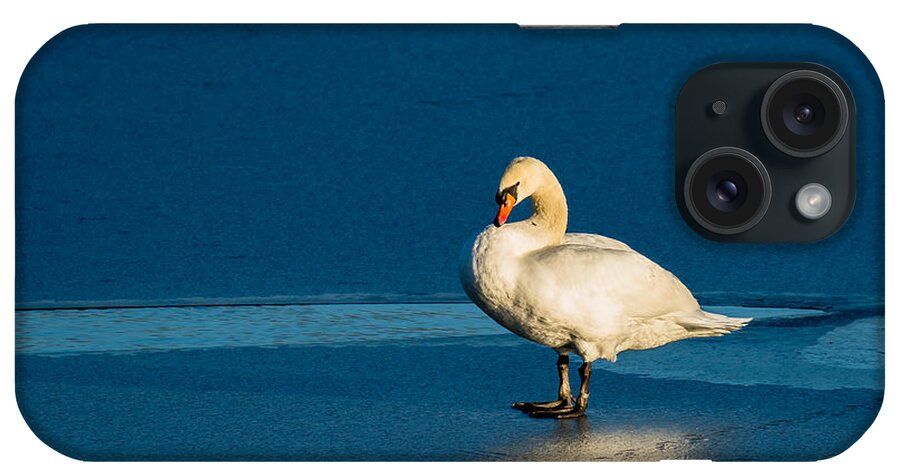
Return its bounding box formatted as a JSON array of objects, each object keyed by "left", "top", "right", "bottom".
[{"left": 671, "top": 310, "right": 752, "bottom": 337}]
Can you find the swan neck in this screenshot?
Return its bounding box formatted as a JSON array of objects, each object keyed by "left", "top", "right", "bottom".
[{"left": 529, "top": 174, "right": 568, "bottom": 244}]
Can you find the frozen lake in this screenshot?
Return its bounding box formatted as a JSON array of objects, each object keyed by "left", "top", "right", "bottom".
[{"left": 15, "top": 296, "right": 884, "bottom": 460}]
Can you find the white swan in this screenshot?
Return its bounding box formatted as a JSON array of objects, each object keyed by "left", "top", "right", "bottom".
[{"left": 459, "top": 157, "right": 750, "bottom": 419}]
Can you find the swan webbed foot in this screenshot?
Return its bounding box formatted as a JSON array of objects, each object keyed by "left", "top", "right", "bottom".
[
  {"left": 526, "top": 406, "right": 586, "bottom": 419},
  {"left": 513, "top": 354, "right": 576, "bottom": 413},
  {"left": 512, "top": 398, "right": 574, "bottom": 413},
  {"left": 524, "top": 392, "right": 589, "bottom": 419},
  {"left": 517, "top": 361, "right": 592, "bottom": 419}
]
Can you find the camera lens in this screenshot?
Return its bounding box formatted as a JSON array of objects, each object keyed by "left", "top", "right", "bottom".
[
  {"left": 708, "top": 174, "right": 747, "bottom": 212},
  {"left": 684, "top": 147, "right": 771, "bottom": 235},
  {"left": 793, "top": 104, "right": 815, "bottom": 124},
  {"left": 716, "top": 180, "right": 738, "bottom": 203},
  {"left": 761, "top": 70, "right": 849, "bottom": 158}
]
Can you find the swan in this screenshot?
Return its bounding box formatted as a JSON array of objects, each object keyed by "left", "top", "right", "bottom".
[{"left": 459, "top": 157, "right": 751, "bottom": 419}]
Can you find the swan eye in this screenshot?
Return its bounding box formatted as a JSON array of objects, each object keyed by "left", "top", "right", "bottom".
[{"left": 495, "top": 182, "right": 520, "bottom": 205}]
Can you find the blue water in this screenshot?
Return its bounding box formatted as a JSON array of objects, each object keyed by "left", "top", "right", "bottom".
[{"left": 15, "top": 24, "right": 885, "bottom": 306}]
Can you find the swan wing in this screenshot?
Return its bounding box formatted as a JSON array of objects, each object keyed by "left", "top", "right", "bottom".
[
  {"left": 516, "top": 243, "right": 703, "bottom": 352},
  {"left": 522, "top": 243, "right": 699, "bottom": 320},
  {"left": 518, "top": 241, "right": 751, "bottom": 360}
]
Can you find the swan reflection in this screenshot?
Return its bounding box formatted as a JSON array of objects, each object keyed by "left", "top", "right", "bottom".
[{"left": 492, "top": 419, "right": 706, "bottom": 461}]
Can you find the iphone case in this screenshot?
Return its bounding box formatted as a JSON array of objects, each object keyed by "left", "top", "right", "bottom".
[{"left": 15, "top": 24, "right": 884, "bottom": 461}]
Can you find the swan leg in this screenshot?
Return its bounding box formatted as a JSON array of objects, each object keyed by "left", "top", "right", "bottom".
[
  {"left": 527, "top": 361, "right": 591, "bottom": 419},
  {"left": 512, "top": 354, "right": 576, "bottom": 412}
]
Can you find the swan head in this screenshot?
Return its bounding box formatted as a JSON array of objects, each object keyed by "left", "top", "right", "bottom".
[{"left": 494, "top": 157, "right": 551, "bottom": 227}]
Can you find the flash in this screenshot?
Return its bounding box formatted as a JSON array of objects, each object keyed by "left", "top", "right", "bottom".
[{"left": 795, "top": 183, "right": 832, "bottom": 220}]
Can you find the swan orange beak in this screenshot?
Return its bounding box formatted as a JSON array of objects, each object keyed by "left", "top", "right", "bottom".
[{"left": 494, "top": 193, "right": 516, "bottom": 227}]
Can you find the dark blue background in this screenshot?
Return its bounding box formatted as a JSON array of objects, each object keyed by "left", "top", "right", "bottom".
[{"left": 15, "top": 24, "right": 885, "bottom": 305}]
